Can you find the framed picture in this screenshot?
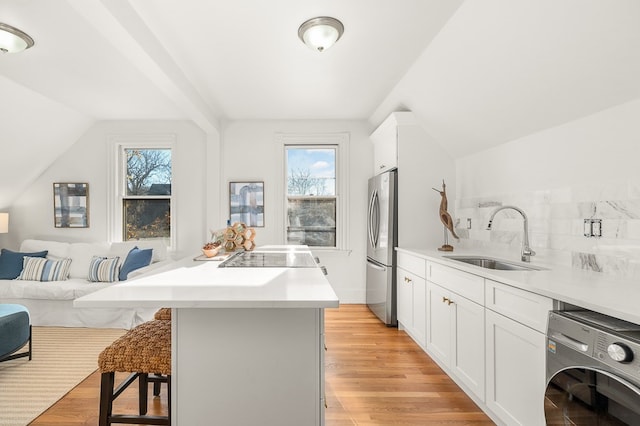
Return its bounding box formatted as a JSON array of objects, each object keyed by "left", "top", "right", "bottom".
[
  {"left": 229, "top": 181, "right": 264, "bottom": 227},
  {"left": 53, "top": 183, "right": 89, "bottom": 228}
]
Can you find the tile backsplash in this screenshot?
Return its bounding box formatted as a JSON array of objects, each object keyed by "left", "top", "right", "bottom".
[{"left": 454, "top": 181, "right": 640, "bottom": 279}]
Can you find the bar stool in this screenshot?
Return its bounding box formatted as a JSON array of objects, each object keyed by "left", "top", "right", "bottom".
[
  {"left": 150, "top": 308, "right": 171, "bottom": 397},
  {"left": 98, "top": 319, "right": 171, "bottom": 426}
]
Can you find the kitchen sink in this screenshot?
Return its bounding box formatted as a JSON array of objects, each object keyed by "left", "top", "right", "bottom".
[{"left": 444, "top": 256, "right": 544, "bottom": 271}]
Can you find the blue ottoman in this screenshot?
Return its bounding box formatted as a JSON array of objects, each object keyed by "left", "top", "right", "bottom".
[{"left": 0, "top": 304, "right": 32, "bottom": 363}]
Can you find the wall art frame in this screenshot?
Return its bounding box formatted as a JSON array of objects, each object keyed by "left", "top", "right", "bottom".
[
  {"left": 229, "top": 181, "right": 264, "bottom": 227},
  {"left": 53, "top": 182, "right": 89, "bottom": 228}
]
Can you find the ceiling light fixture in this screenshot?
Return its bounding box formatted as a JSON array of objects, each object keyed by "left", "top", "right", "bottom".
[
  {"left": 298, "top": 16, "right": 344, "bottom": 52},
  {"left": 0, "top": 22, "right": 34, "bottom": 54}
]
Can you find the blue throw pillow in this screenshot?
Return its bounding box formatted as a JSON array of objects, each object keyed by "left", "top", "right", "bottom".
[
  {"left": 118, "top": 246, "right": 153, "bottom": 281},
  {"left": 0, "top": 248, "right": 49, "bottom": 279}
]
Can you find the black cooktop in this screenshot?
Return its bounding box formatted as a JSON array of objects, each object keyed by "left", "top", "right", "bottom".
[{"left": 218, "top": 251, "right": 318, "bottom": 268}]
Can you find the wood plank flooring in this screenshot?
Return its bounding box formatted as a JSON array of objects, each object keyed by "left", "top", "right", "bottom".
[{"left": 30, "top": 304, "right": 493, "bottom": 425}]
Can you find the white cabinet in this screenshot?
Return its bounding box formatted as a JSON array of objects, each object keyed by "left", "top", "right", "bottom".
[
  {"left": 372, "top": 129, "right": 397, "bottom": 173},
  {"left": 401, "top": 254, "right": 554, "bottom": 426},
  {"left": 370, "top": 112, "right": 455, "bottom": 250},
  {"left": 427, "top": 264, "right": 485, "bottom": 401},
  {"left": 396, "top": 251, "right": 426, "bottom": 348},
  {"left": 427, "top": 281, "right": 485, "bottom": 401},
  {"left": 485, "top": 310, "right": 546, "bottom": 426},
  {"left": 484, "top": 280, "right": 552, "bottom": 426},
  {"left": 426, "top": 281, "right": 451, "bottom": 363}
]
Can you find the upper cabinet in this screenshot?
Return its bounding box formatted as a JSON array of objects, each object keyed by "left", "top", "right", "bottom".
[
  {"left": 370, "top": 112, "right": 415, "bottom": 173},
  {"left": 370, "top": 112, "right": 456, "bottom": 249}
]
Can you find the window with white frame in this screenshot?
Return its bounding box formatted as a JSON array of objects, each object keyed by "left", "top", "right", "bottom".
[
  {"left": 110, "top": 136, "right": 175, "bottom": 246},
  {"left": 281, "top": 133, "right": 349, "bottom": 249}
]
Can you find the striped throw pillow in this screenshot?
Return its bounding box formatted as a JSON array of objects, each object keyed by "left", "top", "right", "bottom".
[
  {"left": 18, "top": 256, "right": 72, "bottom": 281},
  {"left": 88, "top": 256, "right": 120, "bottom": 283}
]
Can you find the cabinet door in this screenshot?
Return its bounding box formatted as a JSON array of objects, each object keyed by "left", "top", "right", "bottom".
[
  {"left": 426, "top": 282, "right": 451, "bottom": 366},
  {"left": 412, "top": 276, "right": 426, "bottom": 348},
  {"left": 396, "top": 268, "right": 413, "bottom": 329},
  {"left": 372, "top": 130, "right": 397, "bottom": 173},
  {"left": 485, "top": 309, "right": 546, "bottom": 426},
  {"left": 452, "top": 295, "right": 485, "bottom": 401}
]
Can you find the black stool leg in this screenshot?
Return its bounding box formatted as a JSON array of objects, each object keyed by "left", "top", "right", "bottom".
[
  {"left": 167, "top": 375, "right": 172, "bottom": 423},
  {"left": 99, "top": 372, "right": 115, "bottom": 426},
  {"left": 153, "top": 374, "right": 161, "bottom": 396},
  {"left": 139, "top": 373, "right": 149, "bottom": 415}
]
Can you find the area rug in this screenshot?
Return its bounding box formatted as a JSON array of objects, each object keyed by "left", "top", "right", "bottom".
[{"left": 0, "top": 326, "right": 126, "bottom": 426}]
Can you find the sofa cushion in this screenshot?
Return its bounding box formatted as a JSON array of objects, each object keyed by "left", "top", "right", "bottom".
[
  {"left": 17, "top": 256, "right": 72, "bottom": 282},
  {"left": 110, "top": 241, "right": 167, "bottom": 263},
  {"left": 0, "top": 278, "right": 114, "bottom": 300},
  {"left": 20, "top": 240, "right": 70, "bottom": 259},
  {"left": 119, "top": 247, "right": 153, "bottom": 281},
  {"left": 68, "top": 242, "right": 111, "bottom": 279},
  {"left": 0, "top": 249, "right": 49, "bottom": 280},
  {"left": 88, "top": 256, "right": 120, "bottom": 283}
]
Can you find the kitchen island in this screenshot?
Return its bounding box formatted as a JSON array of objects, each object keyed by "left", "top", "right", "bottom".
[{"left": 74, "top": 247, "right": 339, "bottom": 426}]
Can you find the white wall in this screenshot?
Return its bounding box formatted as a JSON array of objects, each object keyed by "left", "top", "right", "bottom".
[
  {"left": 455, "top": 99, "right": 640, "bottom": 277},
  {"left": 221, "top": 120, "right": 373, "bottom": 303},
  {"left": 6, "top": 118, "right": 372, "bottom": 302},
  {"left": 8, "top": 120, "right": 210, "bottom": 259}
]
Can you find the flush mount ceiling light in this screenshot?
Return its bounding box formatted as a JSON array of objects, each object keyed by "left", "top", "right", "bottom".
[
  {"left": 0, "top": 22, "right": 34, "bottom": 54},
  {"left": 298, "top": 16, "right": 344, "bottom": 52}
]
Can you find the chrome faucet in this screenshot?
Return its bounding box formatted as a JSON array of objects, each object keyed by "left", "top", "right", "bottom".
[{"left": 486, "top": 205, "right": 536, "bottom": 262}]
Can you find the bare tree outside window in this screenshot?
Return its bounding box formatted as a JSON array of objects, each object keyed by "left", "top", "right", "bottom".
[
  {"left": 126, "top": 149, "right": 172, "bottom": 195},
  {"left": 123, "top": 149, "right": 172, "bottom": 241},
  {"left": 288, "top": 168, "right": 329, "bottom": 196}
]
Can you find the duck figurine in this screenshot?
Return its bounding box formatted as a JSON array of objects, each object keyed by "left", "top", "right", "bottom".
[{"left": 432, "top": 180, "right": 459, "bottom": 251}]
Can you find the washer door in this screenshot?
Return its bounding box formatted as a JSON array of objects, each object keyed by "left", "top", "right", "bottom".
[{"left": 545, "top": 367, "right": 640, "bottom": 425}]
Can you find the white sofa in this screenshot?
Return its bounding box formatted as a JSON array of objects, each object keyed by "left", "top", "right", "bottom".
[{"left": 0, "top": 239, "right": 174, "bottom": 329}]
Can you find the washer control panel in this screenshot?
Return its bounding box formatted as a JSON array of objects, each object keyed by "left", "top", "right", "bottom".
[
  {"left": 595, "top": 332, "right": 640, "bottom": 377},
  {"left": 549, "top": 310, "right": 640, "bottom": 380}
]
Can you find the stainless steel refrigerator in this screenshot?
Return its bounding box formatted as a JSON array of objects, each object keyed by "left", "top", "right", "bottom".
[{"left": 366, "top": 169, "right": 397, "bottom": 326}]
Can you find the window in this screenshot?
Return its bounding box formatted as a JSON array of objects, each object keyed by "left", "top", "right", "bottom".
[
  {"left": 123, "top": 148, "right": 172, "bottom": 241},
  {"left": 109, "top": 135, "right": 175, "bottom": 246},
  {"left": 286, "top": 146, "right": 337, "bottom": 247}
]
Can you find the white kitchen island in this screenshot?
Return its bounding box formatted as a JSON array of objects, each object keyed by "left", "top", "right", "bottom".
[{"left": 74, "top": 248, "right": 339, "bottom": 426}]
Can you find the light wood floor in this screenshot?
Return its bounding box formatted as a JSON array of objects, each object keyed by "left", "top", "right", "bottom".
[{"left": 31, "top": 304, "right": 493, "bottom": 425}]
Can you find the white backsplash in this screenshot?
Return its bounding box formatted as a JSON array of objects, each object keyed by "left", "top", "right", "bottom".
[{"left": 454, "top": 181, "right": 640, "bottom": 278}]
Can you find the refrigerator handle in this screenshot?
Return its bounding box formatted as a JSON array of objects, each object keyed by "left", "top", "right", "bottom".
[
  {"left": 367, "top": 189, "right": 376, "bottom": 247},
  {"left": 372, "top": 190, "right": 380, "bottom": 247}
]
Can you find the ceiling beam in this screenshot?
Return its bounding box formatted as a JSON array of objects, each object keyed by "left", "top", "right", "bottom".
[{"left": 67, "top": 0, "right": 221, "bottom": 136}]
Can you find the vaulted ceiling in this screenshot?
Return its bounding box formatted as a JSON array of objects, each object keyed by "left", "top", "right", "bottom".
[{"left": 1, "top": 0, "right": 639, "bottom": 207}]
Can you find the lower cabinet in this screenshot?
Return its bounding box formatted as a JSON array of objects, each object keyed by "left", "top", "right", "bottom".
[
  {"left": 397, "top": 250, "right": 553, "bottom": 426},
  {"left": 427, "top": 281, "right": 485, "bottom": 401},
  {"left": 396, "top": 252, "right": 426, "bottom": 347},
  {"left": 485, "top": 309, "right": 546, "bottom": 426}
]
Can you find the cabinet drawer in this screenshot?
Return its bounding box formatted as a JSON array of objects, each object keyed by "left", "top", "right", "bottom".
[
  {"left": 397, "top": 251, "right": 426, "bottom": 278},
  {"left": 428, "top": 263, "right": 484, "bottom": 304},
  {"left": 485, "top": 280, "right": 553, "bottom": 333}
]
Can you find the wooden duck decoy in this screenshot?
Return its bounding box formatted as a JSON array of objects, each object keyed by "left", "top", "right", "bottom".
[{"left": 432, "top": 180, "right": 459, "bottom": 250}]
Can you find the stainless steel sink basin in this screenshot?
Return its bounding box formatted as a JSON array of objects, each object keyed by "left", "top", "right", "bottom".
[{"left": 444, "top": 256, "right": 544, "bottom": 271}]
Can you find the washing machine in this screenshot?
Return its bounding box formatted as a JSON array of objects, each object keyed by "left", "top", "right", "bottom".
[{"left": 545, "top": 310, "right": 640, "bottom": 424}]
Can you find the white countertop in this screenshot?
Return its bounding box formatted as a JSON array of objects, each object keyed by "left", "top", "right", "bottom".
[
  {"left": 74, "top": 248, "right": 339, "bottom": 309},
  {"left": 398, "top": 247, "right": 640, "bottom": 325}
]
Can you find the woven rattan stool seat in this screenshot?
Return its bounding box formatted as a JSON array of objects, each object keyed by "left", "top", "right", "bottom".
[
  {"left": 153, "top": 308, "right": 171, "bottom": 321},
  {"left": 99, "top": 320, "right": 171, "bottom": 376}
]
